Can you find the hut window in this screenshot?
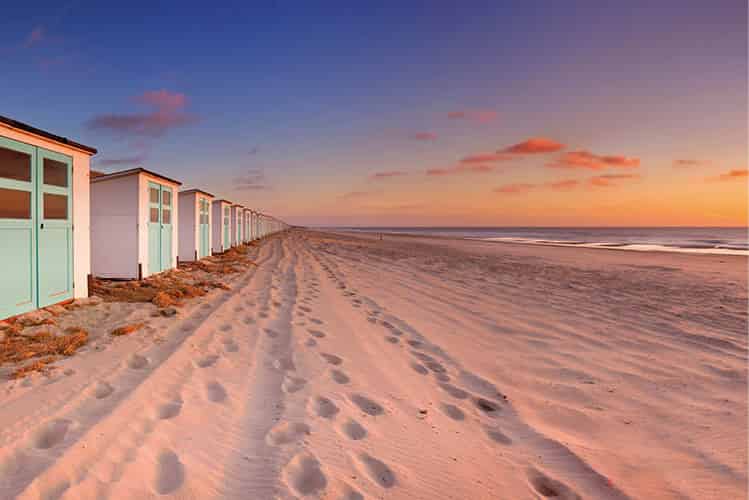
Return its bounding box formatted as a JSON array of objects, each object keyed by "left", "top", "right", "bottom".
[
  {"left": 150, "top": 207, "right": 159, "bottom": 222},
  {"left": 162, "top": 190, "right": 171, "bottom": 206},
  {"left": 0, "top": 146, "right": 31, "bottom": 182},
  {"left": 0, "top": 188, "right": 31, "bottom": 219},
  {"left": 43, "top": 193, "right": 68, "bottom": 219},
  {"left": 162, "top": 208, "right": 171, "bottom": 224},
  {"left": 43, "top": 158, "right": 68, "bottom": 187},
  {"left": 149, "top": 187, "right": 159, "bottom": 204}
]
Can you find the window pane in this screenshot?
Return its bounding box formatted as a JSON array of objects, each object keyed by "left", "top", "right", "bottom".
[
  {"left": 224, "top": 207, "right": 229, "bottom": 216},
  {"left": 162, "top": 208, "right": 171, "bottom": 224},
  {"left": 43, "top": 193, "right": 68, "bottom": 220},
  {"left": 162, "top": 190, "right": 171, "bottom": 206},
  {"left": 43, "top": 158, "right": 68, "bottom": 187},
  {"left": 0, "top": 146, "right": 32, "bottom": 182},
  {"left": 0, "top": 188, "right": 31, "bottom": 218},
  {"left": 150, "top": 207, "right": 159, "bottom": 222},
  {"left": 149, "top": 187, "right": 159, "bottom": 204}
]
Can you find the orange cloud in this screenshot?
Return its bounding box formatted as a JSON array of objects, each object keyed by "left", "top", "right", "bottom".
[
  {"left": 370, "top": 170, "right": 407, "bottom": 180},
  {"left": 494, "top": 183, "right": 536, "bottom": 194},
  {"left": 410, "top": 132, "right": 437, "bottom": 141},
  {"left": 447, "top": 110, "right": 497, "bottom": 123},
  {"left": 459, "top": 152, "right": 511, "bottom": 164},
  {"left": 674, "top": 159, "right": 710, "bottom": 167},
  {"left": 712, "top": 168, "right": 748, "bottom": 181},
  {"left": 549, "top": 150, "right": 640, "bottom": 170},
  {"left": 589, "top": 173, "right": 640, "bottom": 187},
  {"left": 427, "top": 164, "right": 494, "bottom": 176},
  {"left": 549, "top": 179, "right": 579, "bottom": 191},
  {"left": 501, "top": 137, "right": 565, "bottom": 154}
]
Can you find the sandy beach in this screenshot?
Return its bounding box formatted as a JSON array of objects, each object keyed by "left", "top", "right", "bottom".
[{"left": 0, "top": 229, "right": 746, "bottom": 499}]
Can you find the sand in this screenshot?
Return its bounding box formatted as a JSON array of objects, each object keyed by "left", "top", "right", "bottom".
[{"left": 0, "top": 229, "right": 745, "bottom": 499}]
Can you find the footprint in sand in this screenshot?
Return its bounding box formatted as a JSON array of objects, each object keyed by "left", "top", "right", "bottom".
[
  {"left": 355, "top": 453, "right": 396, "bottom": 488},
  {"left": 526, "top": 468, "right": 580, "bottom": 500},
  {"left": 309, "top": 318, "right": 323, "bottom": 325},
  {"left": 220, "top": 323, "right": 233, "bottom": 332},
  {"left": 282, "top": 376, "right": 307, "bottom": 394},
  {"left": 473, "top": 397, "right": 500, "bottom": 416},
  {"left": 299, "top": 305, "right": 311, "bottom": 313},
  {"left": 305, "top": 338, "right": 317, "bottom": 347},
  {"left": 349, "top": 394, "right": 384, "bottom": 416},
  {"left": 153, "top": 450, "right": 185, "bottom": 495},
  {"left": 308, "top": 329, "right": 326, "bottom": 338},
  {"left": 128, "top": 354, "right": 149, "bottom": 370},
  {"left": 486, "top": 428, "right": 512, "bottom": 445},
  {"left": 264, "top": 328, "right": 278, "bottom": 338},
  {"left": 320, "top": 353, "right": 343, "bottom": 366},
  {"left": 93, "top": 381, "right": 114, "bottom": 399},
  {"left": 309, "top": 396, "right": 339, "bottom": 419},
  {"left": 258, "top": 312, "right": 269, "bottom": 319},
  {"left": 273, "top": 358, "right": 296, "bottom": 372},
  {"left": 440, "top": 403, "right": 465, "bottom": 421},
  {"left": 283, "top": 453, "right": 327, "bottom": 496},
  {"left": 223, "top": 338, "right": 239, "bottom": 352},
  {"left": 156, "top": 400, "right": 183, "bottom": 420},
  {"left": 438, "top": 383, "right": 469, "bottom": 400},
  {"left": 206, "top": 381, "right": 228, "bottom": 403},
  {"left": 243, "top": 316, "right": 256, "bottom": 325},
  {"left": 339, "top": 418, "right": 367, "bottom": 440},
  {"left": 407, "top": 340, "right": 423, "bottom": 349},
  {"left": 330, "top": 369, "right": 350, "bottom": 384},
  {"left": 410, "top": 362, "right": 428, "bottom": 375},
  {"left": 195, "top": 354, "right": 219, "bottom": 368},
  {"left": 266, "top": 422, "right": 311, "bottom": 446},
  {"left": 385, "top": 336, "right": 400, "bottom": 344},
  {"left": 32, "top": 419, "right": 72, "bottom": 449}
]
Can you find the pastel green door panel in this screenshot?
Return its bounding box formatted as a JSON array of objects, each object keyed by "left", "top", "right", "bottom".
[
  {"left": 223, "top": 206, "right": 230, "bottom": 250},
  {"left": 160, "top": 186, "right": 173, "bottom": 271},
  {"left": 148, "top": 182, "right": 162, "bottom": 275},
  {"left": 0, "top": 136, "right": 37, "bottom": 318},
  {"left": 36, "top": 148, "right": 73, "bottom": 308},
  {"left": 199, "top": 198, "right": 210, "bottom": 258}
]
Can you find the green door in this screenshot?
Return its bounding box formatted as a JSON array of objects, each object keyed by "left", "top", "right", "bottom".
[
  {"left": 147, "top": 182, "right": 173, "bottom": 275},
  {"left": 37, "top": 149, "right": 73, "bottom": 308},
  {"left": 198, "top": 198, "right": 210, "bottom": 258},
  {"left": 0, "top": 137, "right": 37, "bottom": 318},
  {"left": 223, "top": 206, "right": 230, "bottom": 250},
  {"left": 238, "top": 211, "right": 243, "bottom": 245}
]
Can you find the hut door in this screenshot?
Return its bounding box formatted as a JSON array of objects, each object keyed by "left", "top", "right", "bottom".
[
  {"left": 198, "top": 198, "right": 210, "bottom": 258},
  {"left": 36, "top": 148, "right": 73, "bottom": 308},
  {"left": 148, "top": 182, "right": 173, "bottom": 275},
  {"left": 0, "top": 137, "right": 37, "bottom": 318},
  {"left": 223, "top": 206, "right": 230, "bottom": 250}
]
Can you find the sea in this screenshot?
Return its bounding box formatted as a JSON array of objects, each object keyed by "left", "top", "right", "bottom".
[{"left": 327, "top": 227, "right": 748, "bottom": 256}]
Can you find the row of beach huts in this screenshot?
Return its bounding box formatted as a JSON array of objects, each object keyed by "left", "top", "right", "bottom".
[{"left": 0, "top": 114, "right": 288, "bottom": 320}]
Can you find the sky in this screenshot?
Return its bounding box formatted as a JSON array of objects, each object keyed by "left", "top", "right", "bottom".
[{"left": 1, "top": 1, "right": 747, "bottom": 227}]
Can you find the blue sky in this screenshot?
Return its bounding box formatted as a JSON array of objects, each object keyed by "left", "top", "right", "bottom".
[{"left": 1, "top": 1, "right": 746, "bottom": 225}]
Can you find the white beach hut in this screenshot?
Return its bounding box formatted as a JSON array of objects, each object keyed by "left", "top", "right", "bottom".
[
  {"left": 231, "top": 204, "right": 244, "bottom": 247},
  {"left": 0, "top": 115, "right": 96, "bottom": 320},
  {"left": 178, "top": 189, "right": 214, "bottom": 262},
  {"left": 242, "top": 208, "right": 251, "bottom": 243},
  {"left": 90, "top": 168, "right": 181, "bottom": 280},
  {"left": 211, "top": 199, "right": 232, "bottom": 254}
]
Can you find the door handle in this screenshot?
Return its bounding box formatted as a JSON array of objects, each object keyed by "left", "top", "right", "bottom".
[{"left": 40, "top": 223, "right": 44, "bottom": 229}]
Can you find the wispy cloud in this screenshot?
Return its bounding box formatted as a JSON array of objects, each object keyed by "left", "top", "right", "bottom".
[
  {"left": 501, "top": 137, "right": 565, "bottom": 154},
  {"left": 494, "top": 183, "right": 536, "bottom": 194},
  {"left": 96, "top": 155, "right": 147, "bottom": 168},
  {"left": 548, "top": 179, "right": 580, "bottom": 191},
  {"left": 710, "top": 168, "right": 748, "bottom": 181},
  {"left": 673, "top": 159, "right": 710, "bottom": 167},
  {"left": 25, "top": 25, "right": 45, "bottom": 47},
  {"left": 426, "top": 164, "right": 495, "bottom": 176},
  {"left": 589, "top": 173, "right": 640, "bottom": 187},
  {"left": 410, "top": 132, "right": 437, "bottom": 141},
  {"left": 370, "top": 170, "right": 408, "bottom": 180},
  {"left": 459, "top": 152, "right": 511, "bottom": 164},
  {"left": 86, "top": 89, "right": 195, "bottom": 138},
  {"left": 235, "top": 168, "right": 271, "bottom": 191},
  {"left": 447, "top": 109, "right": 497, "bottom": 123},
  {"left": 339, "top": 190, "right": 381, "bottom": 200},
  {"left": 549, "top": 150, "right": 640, "bottom": 170}
]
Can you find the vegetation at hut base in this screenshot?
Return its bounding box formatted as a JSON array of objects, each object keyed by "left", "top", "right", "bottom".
[{"left": 0, "top": 325, "right": 89, "bottom": 379}]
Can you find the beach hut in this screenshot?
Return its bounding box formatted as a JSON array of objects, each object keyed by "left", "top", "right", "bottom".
[
  {"left": 178, "top": 189, "right": 214, "bottom": 262},
  {"left": 243, "top": 208, "right": 252, "bottom": 243},
  {"left": 231, "top": 204, "right": 244, "bottom": 247},
  {"left": 211, "top": 199, "right": 232, "bottom": 254},
  {"left": 90, "top": 168, "right": 181, "bottom": 280},
  {"left": 0, "top": 115, "right": 96, "bottom": 320}
]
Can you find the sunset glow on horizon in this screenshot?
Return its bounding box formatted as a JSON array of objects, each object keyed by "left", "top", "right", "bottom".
[{"left": 2, "top": 1, "right": 746, "bottom": 227}]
